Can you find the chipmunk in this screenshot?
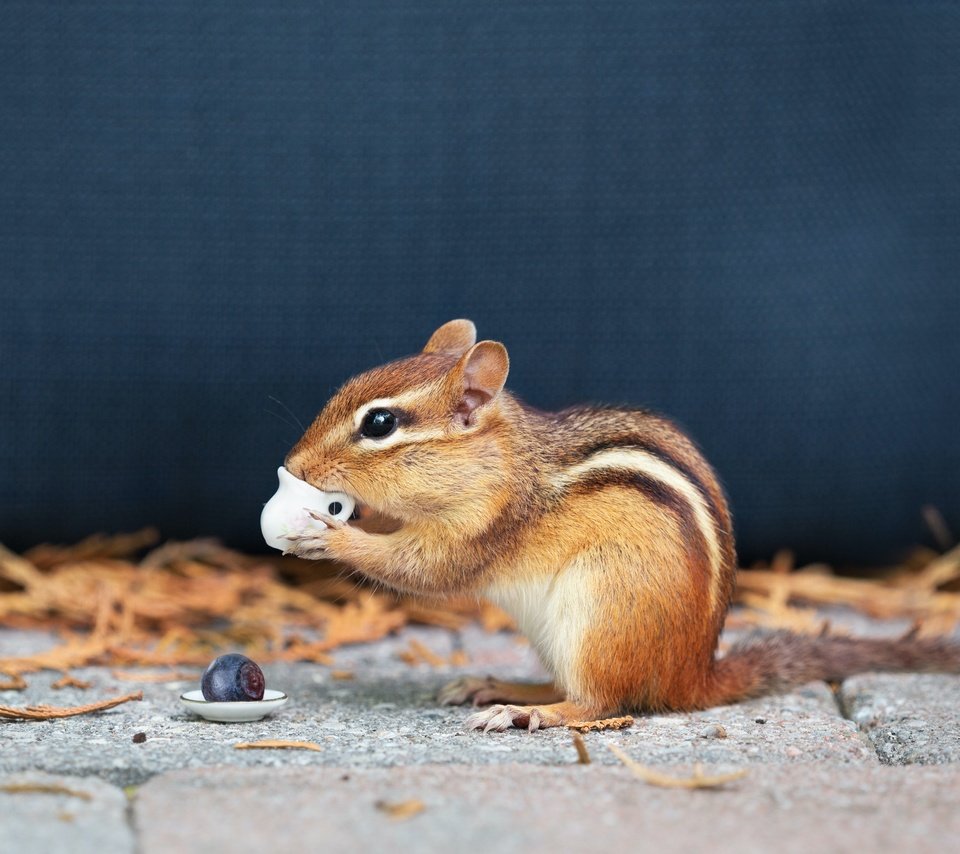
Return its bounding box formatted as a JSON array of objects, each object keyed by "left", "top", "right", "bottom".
[{"left": 282, "top": 319, "right": 960, "bottom": 731}]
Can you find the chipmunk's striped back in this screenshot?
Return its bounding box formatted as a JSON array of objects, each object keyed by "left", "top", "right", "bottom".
[{"left": 547, "top": 406, "right": 737, "bottom": 622}]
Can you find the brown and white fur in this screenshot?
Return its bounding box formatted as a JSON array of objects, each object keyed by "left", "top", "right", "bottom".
[{"left": 283, "top": 319, "right": 960, "bottom": 731}]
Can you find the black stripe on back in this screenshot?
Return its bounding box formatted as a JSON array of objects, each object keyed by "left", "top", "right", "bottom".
[{"left": 569, "top": 439, "right": 726, "bottom": 531}]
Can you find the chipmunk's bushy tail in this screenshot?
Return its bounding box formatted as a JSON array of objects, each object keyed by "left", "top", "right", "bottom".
[{"left": 702, "top": 631, "right": 960, "bottom": 707}]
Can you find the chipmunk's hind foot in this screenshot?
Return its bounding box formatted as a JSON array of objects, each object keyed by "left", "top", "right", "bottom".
[{"left": 464, "top": 700, "right": 600, "bottom": 733}]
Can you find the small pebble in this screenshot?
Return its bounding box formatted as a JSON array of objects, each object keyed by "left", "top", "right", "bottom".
[
  {"left": 785, "top": 746, "right": 802, "bottom": 758},
  {"left": 132, "top": 732, "right": 147, "bottom": 744},
  {"left": 754, "top": 718, "right": 767, "bottom": 725},
  {"left": 698, "top": 724, "right": 728, "bottom": 739}
]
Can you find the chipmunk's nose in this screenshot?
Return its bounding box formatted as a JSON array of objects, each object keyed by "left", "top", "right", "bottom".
[
  {"left": 284, "top": 452, "right": 339, "bottom": 492},
  {"left": 260, "top": 467, "right": 355, "bottom": 551}
]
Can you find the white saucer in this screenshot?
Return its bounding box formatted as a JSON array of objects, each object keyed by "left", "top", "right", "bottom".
[{"left": 179, "top": 689, "right": 289, "bottom": 722}]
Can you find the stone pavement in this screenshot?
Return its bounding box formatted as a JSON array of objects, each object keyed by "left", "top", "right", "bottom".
[{"left": 2, "top": 615, "right": 959, "bottom": 853}]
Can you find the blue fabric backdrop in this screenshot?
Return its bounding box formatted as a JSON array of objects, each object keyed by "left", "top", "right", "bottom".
[{"left": 2, "top": 2, "right": 958, "bottom": 563}]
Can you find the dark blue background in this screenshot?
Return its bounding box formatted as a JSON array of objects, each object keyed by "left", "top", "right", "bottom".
[{"left": 2, "top": 2, "right": 958, "bottom": 563}]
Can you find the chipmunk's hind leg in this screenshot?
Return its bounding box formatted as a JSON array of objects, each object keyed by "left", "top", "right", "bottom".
[
  {"left": 438, "top": 677, "right": 564, "bottom": 707},
  {"left": 464, "top": 700, "right": 604, "bottom": 732}
]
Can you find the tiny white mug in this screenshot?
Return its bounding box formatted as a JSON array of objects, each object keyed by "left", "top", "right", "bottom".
[{"left": 260, "top": 466, "right": 355, "bottom": 552}]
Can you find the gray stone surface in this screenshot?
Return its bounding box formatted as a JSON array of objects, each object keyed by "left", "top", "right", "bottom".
[
  {"left": 1, "top": 625, "right": 878, "bottom": 786},
  {"left": 3, "top": 609, "right": 960, "bottom": 852},
  {"left": 134, "top": 763, "right": 960, "bottom": 854},
  {"left": 0, "top": 771, "right": 134, "bottom": 854},
  {"left": 625, "top": 683, "right": 876, "bottom": 766},
  {"left": 841, "top": 673, "right": 960, "bottom": 765}
]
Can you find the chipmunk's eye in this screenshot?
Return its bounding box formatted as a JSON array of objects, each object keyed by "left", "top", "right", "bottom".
[{"left": 360, "top": 408, "right": 397, "bottom": 439}]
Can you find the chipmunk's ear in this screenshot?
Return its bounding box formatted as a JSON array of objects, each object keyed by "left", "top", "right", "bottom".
[
  {"left": 450, "top": 341, "right": 509, "bottom": 426},
  {"left": 423, "top": 319, "right": 477, "bottom": 355}
]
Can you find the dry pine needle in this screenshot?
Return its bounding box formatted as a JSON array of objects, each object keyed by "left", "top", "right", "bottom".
[
  {"left": 571, "top": 731, "right": 591, "bottom": 764},
  {"left": 1, "top": 530, "right": 959, "bottom": 684},
  {"left": 375, "top": 799, "right": 426, "bottom": 820},
  {"left": 0, "top": 691, "right": 142, "bottom": 721},
  {"left": 233, "top": 740, "right": 323, "bottom": 752},
  {"left": 0, "top": 783, "right": 93, "bottom": 800},
  {"left": 607, "top": 743, "right": 748, "bottom": 789}
]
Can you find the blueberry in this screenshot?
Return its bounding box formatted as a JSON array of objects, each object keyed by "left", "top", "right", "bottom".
[{"left": 201, "top": 654, "right": 265, "bottom": 702}]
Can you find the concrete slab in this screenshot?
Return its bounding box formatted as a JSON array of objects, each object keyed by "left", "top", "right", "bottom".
[
  {"left": 841, "top": 673, "right": 960, "bottom": 765},
  {"left": 0, "top": 771, "right": 134, "bottom": 854},
  {"left": 134, "top": 763, "right": 960, "bottom": 854},
  {"left": 1, "top": 626, "right": 877, "bottom": 786}
]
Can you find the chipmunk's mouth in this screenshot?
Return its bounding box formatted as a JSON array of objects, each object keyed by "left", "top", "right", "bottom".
[{"left": 346, "top": 500, "right": 403, "bottom": 535}]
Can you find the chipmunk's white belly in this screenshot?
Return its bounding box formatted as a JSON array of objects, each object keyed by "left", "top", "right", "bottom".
[{"left": 483, "top": 567, "right": 594, "bottom": 697}]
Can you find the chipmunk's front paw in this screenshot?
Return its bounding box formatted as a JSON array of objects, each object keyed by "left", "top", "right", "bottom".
[
  {"left": 282, "top": 512, "right": 344, "bottom": 560},
  {"left": 464, "top": 704, "right": 560, "bottom": 733},
  {"left": 282, "top": 528, "right": 330, "bottom": 560}
]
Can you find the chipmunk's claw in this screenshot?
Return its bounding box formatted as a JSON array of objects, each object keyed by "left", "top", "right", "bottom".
[
  {"left": 282, "top": 527, "right": 330, "bottom": 560},
  {"left": 305, "top": 509, "right": 345, "bottom": 529},
  {"left": 463, "top": 700, "right": 590, "bottom": 733},
  {"left": 465, "top": 704, "right": 549, "bottom": 733}
]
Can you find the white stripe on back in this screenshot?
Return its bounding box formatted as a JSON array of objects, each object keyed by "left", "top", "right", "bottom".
[{"left": 551, "top": 448, "right": 723, "bottom": 610}]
